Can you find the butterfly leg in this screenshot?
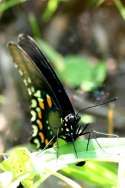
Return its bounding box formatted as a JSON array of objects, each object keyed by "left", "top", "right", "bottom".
[
  {"left": 78, "top": 125, "right": 92, "bottom": 151},
  {"left": 85, "top": 131, "right": 91, "bottom": 151},
  {"left": 76, "top": 123, "right": 91, "bottom": 150},
  {"left": 71, "top": 137, "right": 78, "bottom": 158},
  {"left": 80, "top": 129, "right": 116, "bottom": 152},
  {"left": 56, "top": 128, "right": 59, "bottom": 160},
  {"left": 75, "top": 128, "right": 91, "bottom": 167},
  {"left": 89, "top": 130, "right": 109, "bottom": 152},
  {"left": 81, "top": 123, "right": 90, "bottom": 133}
]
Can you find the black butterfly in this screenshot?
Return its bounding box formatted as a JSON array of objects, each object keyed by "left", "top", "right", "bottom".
[{"left": 8, "top": 34, "right": 89, "bottom": 152}]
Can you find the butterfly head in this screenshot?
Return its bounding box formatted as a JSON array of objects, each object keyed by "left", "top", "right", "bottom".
[{"left": 64, "top": 113, "right": 80, "bottom": 127}]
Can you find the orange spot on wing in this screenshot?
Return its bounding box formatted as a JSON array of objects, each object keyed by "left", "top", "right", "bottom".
[
  {"left": 39, "top": 100, "right": 44, "bottom": 110},
  {"left": 37, "top": 120, "right": 43, "bottom": 129},
  {"left": 45, "top": 139, "right": 49, "bottom": 145},
  {"left": 46, "top": 95, "right": 52, "bottom": 108},
  {"left": 38, "top": 110, "right": 42, "bottom": 119},
  {"left": 39, "top": 132, "right": 44, "bottom": 142}
]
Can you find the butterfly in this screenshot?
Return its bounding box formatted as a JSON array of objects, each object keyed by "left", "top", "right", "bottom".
[{"left": 8, "top": 34, "right": 89, "bottom": 152}]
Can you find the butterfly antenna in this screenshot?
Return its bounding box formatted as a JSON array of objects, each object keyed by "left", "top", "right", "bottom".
[{"left": 76, "top": 97, "right": 118, "bottom": 116}]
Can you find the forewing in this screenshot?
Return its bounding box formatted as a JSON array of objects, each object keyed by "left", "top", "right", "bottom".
[
  {"left": 18, "top": 34, "right": 75, "bottom": 118},
  {"left": 8, "top": 42, "right": 62, "bottom": 149}
]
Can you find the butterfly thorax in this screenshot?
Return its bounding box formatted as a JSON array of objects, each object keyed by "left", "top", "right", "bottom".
[{"left": 61, "top": 113, "right": 81, "bottom": 142}]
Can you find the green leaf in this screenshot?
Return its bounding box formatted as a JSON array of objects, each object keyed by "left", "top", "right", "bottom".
[
  {"left": 93, "top": 60, "right": 107, "bottom": 85},
  {"left": 114, "top": 0, "right": 125, "bottom": 20},
  {"left": 42, "top": 0, "right": 60, "bottom": 21},
  {"left": 62, "top": 162, "right": 118, "bottom": 188},
  {"left": 36, "top": 39, "right": 107, "bottom": 91},
  {"left": 0, "top": 0, "right": 27, "bottom": 14},
  {"left": 61, "top": 55, "right": 107, "bottom": 91},
  {"left": 0, "top": 147, "right": 39, "bottom": 188},
  {"left": 31, "top": 137, "right": 124, "bottom": 187},
  {"left": 0, "top": 138, "right": 125, "bottom": 187},
  {"left": 28, "top": 13, "right": 41, "bottom": 38},
  {"left": 0, "top": 147, "right": 32, "bottom": 177}
]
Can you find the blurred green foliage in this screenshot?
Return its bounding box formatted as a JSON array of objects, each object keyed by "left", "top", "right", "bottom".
[
  {"left": 30, "top": 16, "right": 107, "bottom": 92},
  {"left": 0, "top": 0, "right": 27, "bottom": 14},
  {"left": 28, "top": 13, "right": 41, "bottom": 38},
  {"left": 38, "top": 39, "right": 107, "bottom": 91},
  {"left": 0, "top": 95, "right": 5, "bottom": 104},
  {"left": 61, "top": 56, "right": 107, "bottom": 91},
  {"left": 1, "top": 0, "right": 125, "bottom": 21},
  {"left": 114, "top": 0, "right": 125, "bottom": 19},
  {"left": 42, "top": 0, "right": 61, "bottom": 21}
]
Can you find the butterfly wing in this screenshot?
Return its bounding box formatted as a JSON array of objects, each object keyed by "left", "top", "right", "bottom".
[
  {"left": 18, "top": 34, "right": 75, "bottom": 118},
  {"left": 8, "top": 34, "right": 75, "bottom": 148},
  {"left": 8, "top": 41, "right": 62, "bottom": 149}
]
